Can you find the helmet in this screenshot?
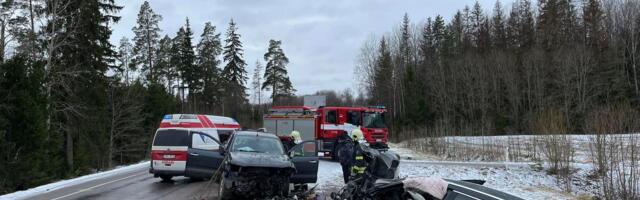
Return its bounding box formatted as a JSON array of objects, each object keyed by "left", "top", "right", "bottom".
[
  {"left": 291, "top": 130, "right": 302, "bottom": 143},
  {"left": 351, "top": 129, "right": 364, "bottom": 141}
]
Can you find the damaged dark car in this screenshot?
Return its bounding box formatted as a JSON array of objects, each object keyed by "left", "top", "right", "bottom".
[{"left": 218, "top": 131, "right": 319, "bottom": 199}]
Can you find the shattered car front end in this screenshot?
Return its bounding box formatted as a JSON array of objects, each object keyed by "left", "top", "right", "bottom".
[{"left": 221, "top": 152, "right": 296, "bottom": 198}]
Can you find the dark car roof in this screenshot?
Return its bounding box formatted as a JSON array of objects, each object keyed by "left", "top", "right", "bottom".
[{"left": 234, "top": 131, "right": 279, "bottom": 139}]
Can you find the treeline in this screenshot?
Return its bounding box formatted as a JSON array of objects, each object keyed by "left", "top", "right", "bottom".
[
  {"left": 0, "top": 0, "right": 296, "bottom": 194},
  {"left": 357, "top": 0, "right": 640, "bottom": 138}
]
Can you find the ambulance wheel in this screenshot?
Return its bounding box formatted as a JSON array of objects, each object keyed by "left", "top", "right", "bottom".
[{"left": 160, "top": 175, "right": 173, "bottom": 182}]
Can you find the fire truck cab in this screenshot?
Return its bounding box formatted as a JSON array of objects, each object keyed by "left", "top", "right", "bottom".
[{"left": 263, "top": 106, "right": 388, "bottom": 159}]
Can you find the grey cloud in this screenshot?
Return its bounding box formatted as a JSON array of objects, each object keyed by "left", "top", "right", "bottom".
[{"left": 111, "top": 0, "right": 499, "bottom": 95}]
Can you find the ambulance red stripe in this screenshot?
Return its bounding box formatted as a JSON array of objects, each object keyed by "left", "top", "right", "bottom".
[
  {"left": 151, "top": 150, "right": 188, "bottom": 161},
  {"left": 198, "top": 115, "right": 215, "bottom": 128}
]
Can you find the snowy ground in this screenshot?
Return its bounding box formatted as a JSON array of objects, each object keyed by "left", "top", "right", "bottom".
[
  {"left": 314, "top": 144, "right": 599, "bottom": 200},
  {"left": 0, "top": 162, "right": 148, "bottom": 200}
]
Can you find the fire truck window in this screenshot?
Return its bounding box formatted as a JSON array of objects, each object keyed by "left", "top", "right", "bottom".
[
  {"left": 346, "top": 111, "right": 361, "bottom": 126},
  {"left": 325, "top": 110, "right": 337, "bottom": 124}
]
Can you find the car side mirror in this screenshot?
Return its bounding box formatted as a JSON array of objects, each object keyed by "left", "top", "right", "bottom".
[{"left": 219, "top": 146, "right": 225, "bottom": 155}]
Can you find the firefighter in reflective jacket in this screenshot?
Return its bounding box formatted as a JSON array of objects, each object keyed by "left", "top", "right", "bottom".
[
  {"left": 283, "top": 130, "right": 301, "bottom": 151},
  {"left": 350, "top": 129, "right": 367, "bottom": 179},
  {"left": 339, "top": 128, "right": 366, "bottom": 183}
]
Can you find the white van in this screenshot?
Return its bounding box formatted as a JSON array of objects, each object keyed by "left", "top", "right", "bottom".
[
  {"left": 149, "top": 114, "right": 240, "bottom": 181},
  {"left": 149, "top": 128, "right": 224, "bottom": 181}
]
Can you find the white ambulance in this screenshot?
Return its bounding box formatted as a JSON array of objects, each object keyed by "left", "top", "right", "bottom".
[{"left": 149, "top": 114, "right": 241, "bottom": 181}]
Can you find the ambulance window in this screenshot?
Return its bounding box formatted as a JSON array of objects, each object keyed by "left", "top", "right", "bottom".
[
  {"left": 180, "top": 114, "right": 196, "bottom": 119},
  {"left": 346, "top": 111, "right": 361, "bottom": 126},
  {"left": 153, "top": 130, "right": 189, "bottom": 146},
  {"left": 325, "top": 110, "right": 337, "bottom": 124}
]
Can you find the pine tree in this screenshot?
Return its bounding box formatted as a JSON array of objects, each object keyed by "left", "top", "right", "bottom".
[
  {"left": 262, "top": 39, "right": 294, "bottom": 103},
  {"left": 132, "top": 1, "right": 162, "bottom": 82},
  {"left": 222, "top": 19, "right": 248, "bottom": 117},
  {"left": 470, "top": 1, "right": 484, "bottom": 47},
  {"left": 400, "top": 13, "right": 412, "bottom": 66},
  {"left": 251, "top": 60, "right": 263, "bottom": 105},
  {"left": 420, "top": 17, "right": 434, "bottom": 60},
  {"left": 197, "top": 22, "right": 222, "bottom": 112},
  {"left": 492, "top": 0, "right": 507, "bottom": 49},
  {"left": 432, "top": 15, "right": 446, "bottom": 54},
  {"left": 372, "top": 37, "right": 393, "bottom": 106},
  {"left": 518, "top": 0, "right": 535, "bottom": 49},
  {"left": 155, "top": 35, "right": 174, "bottom": 91},
  {"left": 176, "top": 18, "right": 197, "bottom": 93},
  {"left": 170, "top": 29, "right": 185, "bottom": 95},
  {"left": 116, "top": 37, "right": 134, "bottom": 84}
]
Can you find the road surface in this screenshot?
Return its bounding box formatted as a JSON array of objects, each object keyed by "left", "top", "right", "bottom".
[{"left": 26, "top": 165, "right": 218, "bottom": 200}]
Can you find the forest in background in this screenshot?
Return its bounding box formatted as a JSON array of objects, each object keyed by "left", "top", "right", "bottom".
[
  {"left": 0, "top": 0, "right": 314, "bottom": 193},
  {"left": 356, "top": 0, "right": 640, "bottom": 139},
  {"left": 354, "top": 0, "right": 640, "bottom": 198}
]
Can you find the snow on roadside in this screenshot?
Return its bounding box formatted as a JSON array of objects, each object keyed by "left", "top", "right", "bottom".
[
  {"left": 315, "top": 144, "right": 598, "bottom": 200},
  {"left": 388, "top": 143, "right": 441, "bottom": 161},
  {"left": 0, "top": 161, "right": 149, "bottom": 200},
  {"left": 400, "top": 162, "right": 595, "bottom": 200}
]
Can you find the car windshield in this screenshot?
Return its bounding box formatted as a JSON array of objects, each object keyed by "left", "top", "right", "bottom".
[
  {"left": 363, "top": 112, "right": 386, "bottom": 128},
  {"left": 231, "top": 135, "right": 284, "bottom": 154}
]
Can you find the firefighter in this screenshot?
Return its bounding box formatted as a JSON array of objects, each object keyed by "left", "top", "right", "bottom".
[
  {"left": 283, "top": 130, "right": 301, "bottom": 151},
  {"left": 338, "top": 131, "right": 354, "bottom": 183},
  {"left": 350, "top": 129, "right": 367, "bottom": 180},
  {"left": 339, "top": 128, "right": 367, "bottom": 183}
]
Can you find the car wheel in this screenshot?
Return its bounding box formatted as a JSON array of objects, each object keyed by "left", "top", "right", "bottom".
[{"left": 160, "top": 175, "right": 172, "bottom": 182}]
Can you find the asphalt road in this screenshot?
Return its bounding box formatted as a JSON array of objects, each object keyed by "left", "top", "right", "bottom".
[{"left": 27, "top": 166, "right": 218, "bottom": 200}]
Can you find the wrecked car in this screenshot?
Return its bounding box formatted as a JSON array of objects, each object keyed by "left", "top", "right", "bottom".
[
  {"left": 218, "top": 131, "right": 319, "bottom": 199},
  {"left": 331, "top": 143, "right": 524, "bottom": 200}
]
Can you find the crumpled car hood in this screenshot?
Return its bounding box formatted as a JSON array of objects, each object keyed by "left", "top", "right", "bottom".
[{"left": 228, "top": 152, "right": 294, "bottom": 168}]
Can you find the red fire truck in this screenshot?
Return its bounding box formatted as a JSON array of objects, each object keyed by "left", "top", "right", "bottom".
[{"left": 263, "top": 106, "right": 388, "bottom": 159}]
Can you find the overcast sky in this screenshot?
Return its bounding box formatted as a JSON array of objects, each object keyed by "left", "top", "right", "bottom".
[{"left": 110, "top": 0, "right": 501, "bottom": 96}]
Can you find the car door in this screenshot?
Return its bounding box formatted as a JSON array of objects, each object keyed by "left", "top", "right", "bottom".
[
  {"left": 185, "top": 131, "right": 224, "bottom": 178},
  {"left": 289, "top": 140, "right": 319, "bottom": 183}
]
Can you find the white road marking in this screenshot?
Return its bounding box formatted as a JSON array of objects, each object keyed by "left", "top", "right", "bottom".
[{"left": 51, "top": 172, "right": 146, "bottom": 200}]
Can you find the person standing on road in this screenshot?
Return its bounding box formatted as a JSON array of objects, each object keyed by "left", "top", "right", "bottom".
[
  {"left": 338, "top": 130, "right": 354, "bottom": 183},
  {"left": 350, "top": 129, "right": 367, "bottom": 180},
  {"left": 339, "top": 128, "right": 367, "bottom": 183}
]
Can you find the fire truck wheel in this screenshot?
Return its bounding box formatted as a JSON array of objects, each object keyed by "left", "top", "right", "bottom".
[{"left": 332, "top": 143, "right": 342, "bottom": 161}]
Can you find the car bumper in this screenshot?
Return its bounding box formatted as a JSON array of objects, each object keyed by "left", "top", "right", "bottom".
[
  {"left": 149, "top": 168, "right": 184, "bottom": 177},
  {"left": 222, "top": 171, "right": 290, "bottom": 197}
]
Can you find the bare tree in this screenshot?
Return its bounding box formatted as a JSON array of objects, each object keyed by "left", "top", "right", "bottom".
[{"left": 107, "top": 83, "right": 144, "bottom": 168}]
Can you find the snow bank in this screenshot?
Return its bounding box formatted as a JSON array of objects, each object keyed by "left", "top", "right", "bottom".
[
  {"left": 0, "top": 161, "right": 148, "bottom": 200},
  {"left": 315, "top": 145, "right": 599, "bottom": 199}
]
